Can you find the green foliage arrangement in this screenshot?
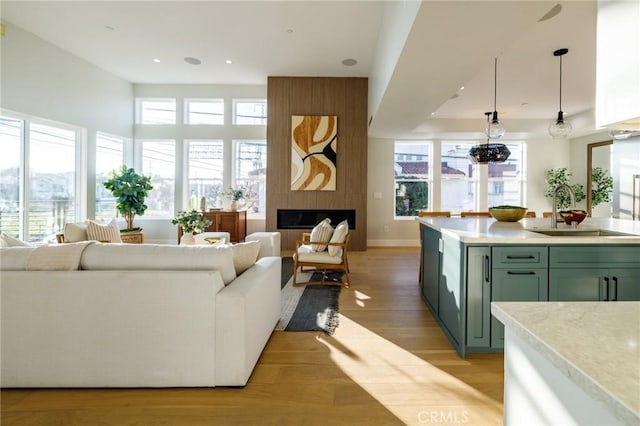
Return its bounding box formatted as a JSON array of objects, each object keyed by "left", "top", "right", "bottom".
[
  {"left": 171, "top": 209, "right": 213, "bottom": 234},
  {"left": 544, "top": 168, "right": 586, "bottom": 210},
  {"left": 591, "top": 166, "right": 613, "bottom": 208},
  {"left": 222, "top": 187, "right": 246, "bottom": 201},
  {"left": 103, "top": 166, "right": 153, "bottom": 231}
]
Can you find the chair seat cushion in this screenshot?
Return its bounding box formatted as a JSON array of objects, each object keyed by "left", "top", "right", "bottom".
[{"left": 296, "top": 245, "right": 343, "bottom": 265}]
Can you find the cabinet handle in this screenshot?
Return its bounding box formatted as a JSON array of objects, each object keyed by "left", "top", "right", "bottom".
[
  {"left": 507, "top": 271, "right": 536, "bottom": 275},
  {"left": 484, "top": 255, "right": 490, "bottom": 282},
  {"left": 611, "top": 277, "right": 618, "bottom": 302},
  {"left": 506, "top": 255, "right": 535, "bottom": 259},
  {"left": 603, "top": 277, "right": 610, "bottom": 301}
]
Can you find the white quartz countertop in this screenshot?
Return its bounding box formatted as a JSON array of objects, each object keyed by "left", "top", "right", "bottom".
[
  {"left": 417, "top": 217, "right": 640, "bottom": 244},
  {"left": 491, "top": 302, "right": 640, "bottom": 425}
]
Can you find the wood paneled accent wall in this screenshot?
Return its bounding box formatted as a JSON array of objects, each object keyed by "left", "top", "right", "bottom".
[{"left": 266, "top": 77, "right": 368, "bottom": 251}]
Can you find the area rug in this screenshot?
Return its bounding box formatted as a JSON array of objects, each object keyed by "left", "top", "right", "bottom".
[{"left": 277, "top": 257, "right": 341, "bottom": 335}]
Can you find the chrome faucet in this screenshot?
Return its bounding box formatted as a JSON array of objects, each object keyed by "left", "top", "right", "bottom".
[{"left": 551, "top": 184, "right": 575, "bottom": 228}]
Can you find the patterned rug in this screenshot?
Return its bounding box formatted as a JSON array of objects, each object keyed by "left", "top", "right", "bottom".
[{"left": 277, "top": 258, "right": 341, "bottom": 335}]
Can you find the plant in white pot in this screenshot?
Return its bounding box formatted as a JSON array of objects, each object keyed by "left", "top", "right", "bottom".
[
  {"left": 222, "top": 187, "right": 246, "bottom": 211},
  {"left": 171, "top": 209, "right": 213, "bottom": 245}
]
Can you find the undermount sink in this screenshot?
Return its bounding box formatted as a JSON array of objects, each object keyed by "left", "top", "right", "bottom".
[{"left": 530, "top": 229, "right": 636, "bottom": 237}]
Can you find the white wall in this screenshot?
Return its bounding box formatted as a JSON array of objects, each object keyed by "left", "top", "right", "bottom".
[
  {"left": 367, "top": 137, "right": 572, "bottom": 247},
  {"left": 0, "top": 22, "right": 133, "bottom": 137}
]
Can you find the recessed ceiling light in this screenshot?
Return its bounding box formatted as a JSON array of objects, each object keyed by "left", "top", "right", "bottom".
[
  {"left": 152, "top": 58, "right": 161, "bottom": 63},
  {"left": 342, "top": 58, "right": 357, "bottom": 66},
  {"left": 184, "top": 57, "right": 201, "bottom": 65},
  {"left": 225, "top": 59, "right": 233, "bottom": 64},
  {"left": 431, "top": 112, "right": 436, "bottom": 116},
  {"left": 459, "top": 86, "right": 465, "bottom": 91}
]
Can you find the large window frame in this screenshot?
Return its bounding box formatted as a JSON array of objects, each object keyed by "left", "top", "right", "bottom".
[
  {"left": 233, "top": 99, "right": 267, "bottom": 125},
  {"left": 394, "top": 141, "right": 432, "bottom": 218},
  {"left": 0, "top": 112, "right": 84, "bottom": 242},
  {"left": 136, "top": 98, "right": 177, "bottom": 125},
  {"left": 184, "top": 99, "right": 224, "bottom": 125},
  {"left": 233, "top": 139, "right": 267, "bottom": 216},
  {"left": 137, "top": 139, "right": 176, "bottom": 219}
]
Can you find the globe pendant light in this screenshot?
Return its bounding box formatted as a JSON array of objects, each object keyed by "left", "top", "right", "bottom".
[
  {"left": 549, "top": 48, "right": 572, "bottom": 138},
  {"left": 469, "top": 112, "right": 511, "bottom": 164},
  {"left": 487, "top": 57, "right": 505, "bottom": 139}
]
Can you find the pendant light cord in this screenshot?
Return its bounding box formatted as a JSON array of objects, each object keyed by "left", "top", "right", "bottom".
[
  {"left": 558, "top": 55, "right": 563, "bottom": 111},
  {"left": 493, "top": 57, "right": 498, "bottom": 112}
]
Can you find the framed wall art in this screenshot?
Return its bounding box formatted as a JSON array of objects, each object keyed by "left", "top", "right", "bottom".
[{"left": 290, "top": 115, "right": 337, "bottom": 191}]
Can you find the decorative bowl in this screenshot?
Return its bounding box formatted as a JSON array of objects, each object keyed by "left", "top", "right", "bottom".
[
  {"left": 489, "top": 206, "right": 528, "bottom": 222},
  {"left": 559, "top": 209, "right": 588, "bottom": 225}
]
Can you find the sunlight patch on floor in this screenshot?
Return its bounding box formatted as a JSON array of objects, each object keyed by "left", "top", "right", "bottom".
[{"left": 317, "top": 315, "right": 503, "bottom": 426}]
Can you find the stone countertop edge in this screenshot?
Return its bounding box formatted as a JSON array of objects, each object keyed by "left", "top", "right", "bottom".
[
  {"left": 491, "top": 301, "right": 640, "bottom": 426},
  {"left": 416, "top": 217, "right": 640, "bottom": 244}
]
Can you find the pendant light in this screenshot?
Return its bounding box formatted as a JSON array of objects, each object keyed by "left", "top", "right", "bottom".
[
  {"left": 469, "top": 112, "right": 511, "bottom": 164},
  {"left": 487, "top": 57, "right": 505, "bottom": 139},
  {"left": 549, "top": 48, "right": 572, "bottom": 138}
]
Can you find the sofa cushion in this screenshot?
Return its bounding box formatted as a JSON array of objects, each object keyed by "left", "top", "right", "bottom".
[
  {"left": 26, "top": 241, "right": 94, "bottom": 271},
  {"left": 0, "top": 247, "right": 35, "bottom": 270},
  {"left": 0, "top": 233, "right": 33, "bottom": 247},
  {"left": 80, "top": 243, "right": 237, "bottom": 285},
  {"left": 86, "top": 219, "right": 122, "bottom": 243},
  {"left": 64, "top": 222, "right": 88, "bottom": 242},
  {"left": 231, "top": 240, "right": 261, "bottom": 276},
  {"left": 310, "top": 218, "right": 333, "bottom": 252}
]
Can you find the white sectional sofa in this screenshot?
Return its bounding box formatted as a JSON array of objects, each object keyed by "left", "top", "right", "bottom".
[{"left": 0, "top": 240, "right": 281, "bottom": 388}]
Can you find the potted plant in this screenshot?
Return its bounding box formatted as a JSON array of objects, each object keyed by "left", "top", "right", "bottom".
[
  {"left": 171, "top": 209, "right": 213, "bottom": 245},
  {"left": 544, "top": 168, "right": 586, "bottom": 210},
  {"left": 222, "top": 187, "right": 246, "bottom": 211},
  {"left": 590, "top": 166, "right": 613, "bottom": 208},
  {"left": 103, "top": 166, "right": 153, "bottom": 232}
]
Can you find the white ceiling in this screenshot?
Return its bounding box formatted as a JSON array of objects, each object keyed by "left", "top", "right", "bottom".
[{"left": 1, "top": 0, "right": 600, "bottom": 139}]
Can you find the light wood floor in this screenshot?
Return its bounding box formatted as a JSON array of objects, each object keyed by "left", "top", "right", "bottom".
[{"left": 1, "top": 247, "right": 504, "bottom": 426}]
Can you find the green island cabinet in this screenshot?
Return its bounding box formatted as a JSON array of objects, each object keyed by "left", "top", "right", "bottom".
[
  {"left": 549, "top": 246, "right": 640, "bottom": 301},
  {"left": 420, "top": 224, "right": 640, "bottom": 357}
]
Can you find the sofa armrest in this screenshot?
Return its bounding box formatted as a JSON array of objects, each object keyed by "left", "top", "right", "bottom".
[{"left": 214, "top": 256, "right": 281, "bottom": 386}]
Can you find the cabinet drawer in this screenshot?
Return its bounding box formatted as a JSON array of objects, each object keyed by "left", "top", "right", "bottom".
[
  {"left": 492, "top": 246, "right": 548, "bottom": 269},
  {"left": 549, "top": 246, "right": 640, "bottom": 268}
]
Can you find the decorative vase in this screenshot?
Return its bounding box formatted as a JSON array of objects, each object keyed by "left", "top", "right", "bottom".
[
  {"left": 180, "top": 233, "right": 195, "bottom": 245},
  {"left": 230, "top": 200, "right": 238, "bottom": 211}
]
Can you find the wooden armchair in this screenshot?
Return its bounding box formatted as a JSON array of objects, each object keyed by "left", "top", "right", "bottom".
[{"left": 292, "top": 232, "right": 351, "bottom": 288}]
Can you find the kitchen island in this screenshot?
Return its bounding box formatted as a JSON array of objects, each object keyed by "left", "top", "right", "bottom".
[
  {"left": 418, "top": 217, "right": 640, "bottom": 357},
  {"left": 491, "top": 301, "right": 640, "bottom": 426}
]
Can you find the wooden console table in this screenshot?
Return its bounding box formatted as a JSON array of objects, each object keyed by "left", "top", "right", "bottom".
[{"left": 177, "top": 210, "right": 247, "bottom": 244}]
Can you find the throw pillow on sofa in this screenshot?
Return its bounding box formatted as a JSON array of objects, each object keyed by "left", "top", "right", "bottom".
[
  {"left": 63, "top": 221, "right": 88, "bottom": 242},
  {"left": 231, "top": 240, "right": 262, "bottom": 276},
  {"left": 86, "top": 219, "right": 122, "bottom": 243},
  {"left": 310, "top": 218, "right": 333, "bottom": 252},
  {"left": 0, "top": 233, "right": 33, "bottom": 247}
]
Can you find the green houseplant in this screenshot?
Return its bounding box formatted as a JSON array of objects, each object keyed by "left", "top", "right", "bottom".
[
  {"left": 590, "top": 166, "right": 613, "bottom": 208},
  {"left": 544, "top": 168, "right": 586, "bottom": 210},
  {"left": 171, "top": 209, "right": 212, "bottom": 234},
  {"left": 222, "top": 186, "right": 246, "bottom": 211},
  {"left": 103, "top": 166, "right": 153, "bottom": 231}
]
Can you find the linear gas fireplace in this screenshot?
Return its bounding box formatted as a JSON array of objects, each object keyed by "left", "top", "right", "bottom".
[{"left": 277, "top": 209, "right": 356, "bottom": 230}]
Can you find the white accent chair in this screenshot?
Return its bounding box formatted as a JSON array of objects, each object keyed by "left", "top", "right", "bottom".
[
  {"left": 245, "top": 232, "right": 281, "bottom": 258},
  {"left": 292, "top": 232, "right": 350, "bottom": 288}
]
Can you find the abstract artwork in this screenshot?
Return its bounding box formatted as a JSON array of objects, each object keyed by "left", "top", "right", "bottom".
[{"left": 291, "top": 115, "right": 337, "bottom": 191}]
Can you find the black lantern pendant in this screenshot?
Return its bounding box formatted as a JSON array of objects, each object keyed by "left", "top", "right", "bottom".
[{"left": 469, "top": 112, "right": 511, "bottom": 164}]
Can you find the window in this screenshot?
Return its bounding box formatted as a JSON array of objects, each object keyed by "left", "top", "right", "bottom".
[
  {"left": 28, "top": 122, "right": 78, "bottom": 242},
  {"left": 234, "top": 140, "right": 267, "bottom": 215},
  {"left": 95, "top": 133, "right": 124, "bottom": 221},
  {"left": 137, "top": 99, "right": 176, "bottom": 124},
  {"left": 394, "top": 141, "right": 431, "bottom": 217},
  {"left": 140, "top": 140, "right": 175, "bottom": 218},
  {"left": 233, "top": 99, "right": 267, "bottom": 125},
  {"left": 186, "top": 140, "right": 224, "bottom": 209},
  {"left": 441, "top": 142, "right": 478, "bottom": 213},
  {"left": 185, "top": 99, "right": 224, "bottom": 125},
  {"left": 487, "top": 143, "right": 525, "bottom": 207},
  {"left": 0, "top": 117, "right": 23, "bottom": 238}
]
